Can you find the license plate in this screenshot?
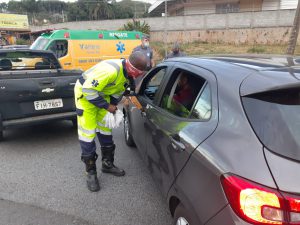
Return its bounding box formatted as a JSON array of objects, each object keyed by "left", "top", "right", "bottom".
[{"left": 34, "top": 99, "right": 63, "bottom": 110}]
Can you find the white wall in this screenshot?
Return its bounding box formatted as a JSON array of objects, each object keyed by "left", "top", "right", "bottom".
[{"left": 31, "top": 9, "right": 296, "bottom": 32}]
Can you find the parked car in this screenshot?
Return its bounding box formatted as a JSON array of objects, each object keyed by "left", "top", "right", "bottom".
[
  {"left": 0, "top": 49, "right": 82, "bottom": 140},
  {"left": 123, "top": 55, "right": 300, "bottom": 225}
]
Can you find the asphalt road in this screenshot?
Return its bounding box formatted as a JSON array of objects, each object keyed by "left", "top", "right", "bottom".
[{"left": 0, "top": 118, "right": 173, "bottom": 225}]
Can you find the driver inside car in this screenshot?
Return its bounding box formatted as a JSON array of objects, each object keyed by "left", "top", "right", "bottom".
[{"left": 162, "top": 72, "right": 194, "bottom": 118}]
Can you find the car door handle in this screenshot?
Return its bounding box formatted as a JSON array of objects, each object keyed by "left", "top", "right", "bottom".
[
  {"left": 40, "top": 80, "right": 54, "bottom": 86},
  {"left": 64, "top": 62, "right": 72, "bottom": 65},
  {"left": 170, "top": 135, "right": 185, "bottom": 152}
]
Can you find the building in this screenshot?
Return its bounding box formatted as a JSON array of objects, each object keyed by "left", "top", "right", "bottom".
[
  {"left": 148, "top": 0, "right": 298, "bottom": 16},
  {"left": 0, "top": 13, "right": 30, "bottom": 45}
]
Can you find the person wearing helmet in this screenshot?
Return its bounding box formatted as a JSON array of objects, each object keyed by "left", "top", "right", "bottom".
[{"left": 74, "top": 51, "right": 147, "bottom": 192}]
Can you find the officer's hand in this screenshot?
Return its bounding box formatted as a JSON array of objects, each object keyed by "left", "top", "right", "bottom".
[{"left": 107, "top": 104, "right": 117, "bottom": 114}]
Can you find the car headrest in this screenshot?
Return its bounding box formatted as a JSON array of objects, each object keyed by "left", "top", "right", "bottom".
[
  {"left": 35, "top": 62, "right": 50, "bottom": 70},
  {"left": 0, "top": 59, "right": 12, "bottom": 70}
]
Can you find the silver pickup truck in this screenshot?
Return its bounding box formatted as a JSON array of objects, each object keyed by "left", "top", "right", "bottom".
[{"left": 0, "top": 49, "right": 82, "bottom": 141}]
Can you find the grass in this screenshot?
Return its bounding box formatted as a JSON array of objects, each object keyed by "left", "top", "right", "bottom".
[{"left": 151, "top": 41, "right": 300, "bottom": 62}]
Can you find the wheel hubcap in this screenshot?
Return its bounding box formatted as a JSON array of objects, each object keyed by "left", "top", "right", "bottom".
[{"left": 176, "top": 217, "right": 189, "bottom": 225}]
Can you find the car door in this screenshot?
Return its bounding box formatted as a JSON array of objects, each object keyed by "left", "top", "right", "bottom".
[
  {"left": 128, "top": 65, "right": 171, "bottom": 161},
  {"left": 144, "top": 63, "right": 219, "bottom": 196}
]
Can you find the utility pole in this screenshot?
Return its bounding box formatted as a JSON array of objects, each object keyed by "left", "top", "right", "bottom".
[
  {"left": 164, "top": 0, "right": 168, "bottom": 57},
  {"left": 286, "top": 0, "right": 300, "bottom": 55},
  {"left": 134, "top": 1, "right": 137, "bottom": 18}
]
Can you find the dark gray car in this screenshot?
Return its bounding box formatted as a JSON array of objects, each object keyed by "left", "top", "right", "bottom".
[{"left": 123, "top": 55, "right": 300, "bottom": 225}]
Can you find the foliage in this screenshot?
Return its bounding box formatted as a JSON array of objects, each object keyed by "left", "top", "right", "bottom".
[
  {"left": 151, "top": 42, "right": 300, "bottom": 63},
  {"left": 0, "top": 3, "right": 8, "bottom": 13},
  {"left": 247, "top": 46, "right": 266, "bottom": 53},
  {"left": 121, "top": 19, "right": 150, "bottom": 34},
  {"left": 4, "top": 0, "right": 151, "bottom": 25},
  {"left": 16, "top": 38, "right": 30, "bottom": 45}
]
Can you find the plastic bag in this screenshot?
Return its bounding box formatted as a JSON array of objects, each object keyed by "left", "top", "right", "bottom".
[{"left": 103, "top": 109, "right": 124, "bottom": 129}]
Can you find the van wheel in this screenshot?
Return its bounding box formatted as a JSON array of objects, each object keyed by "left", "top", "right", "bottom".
[
  {"left": 124, "top": 114, "right": 135, "bottom": 147},
  {"left": 173, "top": 203, "right": 196, "bottom": 225}
]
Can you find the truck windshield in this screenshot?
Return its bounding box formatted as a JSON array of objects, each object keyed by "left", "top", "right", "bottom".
[
  {"left": 0, "top": 51, "right": 60, "bottom": 71},
  {"left": 30, "top": 37, "right": 50, "bottom": 50}
]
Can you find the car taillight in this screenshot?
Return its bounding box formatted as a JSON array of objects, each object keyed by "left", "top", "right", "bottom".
[
  {"left": 221, "top": 174, "right": 300, "bottom": 225},
  {"left": 284, "top": 193, "right": 300, "bottom": 224}
]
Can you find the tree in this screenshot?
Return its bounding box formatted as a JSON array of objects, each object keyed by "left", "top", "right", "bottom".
[
  {"left": 0, "top": 3, "right": 8, "bottom": 13},
  {"left": 89, "top": 0, "right": 114, "bottom": 20},
  {"left": 5, "top": 0, "right": 150, "bottom": 24},
  {"left": 121, "top": 19, "right": 150, "bottom": 34},
  {"left": 286, "top": 0, "right": 300, "bottom": 55}
]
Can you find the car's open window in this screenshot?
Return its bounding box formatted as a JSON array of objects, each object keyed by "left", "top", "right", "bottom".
[
  {"left": 159, "top": 68, "right": 211, "bottom": 120},
  {"left": 140, "top": 67, "right": 167, "bottom": 102}
]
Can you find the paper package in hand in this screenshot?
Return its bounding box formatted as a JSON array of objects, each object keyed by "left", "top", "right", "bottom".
[{"left": 103, "top": 109, "right": 124, "bottom": 129}]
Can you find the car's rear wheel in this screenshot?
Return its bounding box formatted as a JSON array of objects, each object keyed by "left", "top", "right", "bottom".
[
  {"left": 173, "top": 203, "right": 195, "bottom": 225},
  {"left": 124, "top": 114, "right": 135, "bottom": 147}
]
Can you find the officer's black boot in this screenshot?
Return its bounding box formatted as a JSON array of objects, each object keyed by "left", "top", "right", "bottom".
[
  {"left": 81, "top": 153, "right": 100, "bottom": 192},
  {"left": 101, "top": 144, "right": 125, "bottom": 176}
]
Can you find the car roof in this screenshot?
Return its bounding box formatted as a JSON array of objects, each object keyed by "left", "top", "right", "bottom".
[
  {"left": 165, "top": 54, "right": 300, "bottom": 70},
  {"left": 165, "top": 55, "right": 300, "bottom": 96},
  {"left": 0, "top": 49, "right": 54, "bottom": 54}
]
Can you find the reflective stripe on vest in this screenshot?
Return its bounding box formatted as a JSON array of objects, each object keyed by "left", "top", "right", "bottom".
[{"left": 79, "top": 60, "right": 121, "bottom": 87}]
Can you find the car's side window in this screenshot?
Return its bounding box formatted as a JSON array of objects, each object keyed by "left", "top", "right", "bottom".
[
  {"left": 160, "top": 68, "right": 210, "bottom": 119},
  {"left": 143, "top": 67, "right": 167, "bottom": 101},
  {"left": 190, "top": 83, "right": 212, "bottom": 120}
]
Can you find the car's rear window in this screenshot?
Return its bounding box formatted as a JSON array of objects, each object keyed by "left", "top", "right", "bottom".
[
  {"left": 0, "top": 51, "right": 60, "bottom": 71},
  {"left": 242, "top": 88, "right": 300, "bottom": 161}
]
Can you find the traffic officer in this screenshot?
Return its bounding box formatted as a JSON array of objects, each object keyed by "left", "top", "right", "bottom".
[
  {"left": 132, "top": 35, "right": 154, "bottom": 71},
  {"left": 74, "top": 51, "right": 147, "bottom": 192}
]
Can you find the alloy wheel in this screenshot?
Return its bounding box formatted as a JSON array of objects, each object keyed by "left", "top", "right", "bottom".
[
  {"left": 124, "top": 116, "right": 130, "bottom": 141},
  {"left": 176, "top": 217, "right": 189, "bottom": 225}
]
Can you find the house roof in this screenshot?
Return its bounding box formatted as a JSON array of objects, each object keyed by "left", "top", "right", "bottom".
[{"left": 148, "top": 0, "right": 175, "bottom": 16}]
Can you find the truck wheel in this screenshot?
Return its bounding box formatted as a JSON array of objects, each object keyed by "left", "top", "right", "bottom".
[{"left": 124, "top": 114, "right": 135, "bottom": 147}]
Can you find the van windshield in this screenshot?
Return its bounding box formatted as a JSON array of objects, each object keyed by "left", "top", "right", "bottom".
[
  {"left": 242, "top": 88, "right": 300, "bottom": 161},
  {"left": 30, "top": 37, "right": 50, "bottom": 50}
]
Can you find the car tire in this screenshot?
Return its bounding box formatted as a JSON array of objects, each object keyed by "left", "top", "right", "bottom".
[
  {"left": 124, "top": 114, "right": 135, "bottom": 147},
  {"left": 173, "top": 203, "right": 196, "bottom": 225}
]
